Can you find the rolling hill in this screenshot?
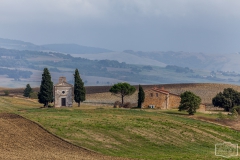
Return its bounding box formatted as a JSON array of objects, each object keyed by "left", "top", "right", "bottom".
[
  {"left": 1, "top": 38, "right": 240, "bottom": 88},
  {"left": 0, "top": 38, "right": 112, "bottom": 54},
  {"left": 0, "top": 113, "right": 128, "bottom": 160},
  {"left": 3, "top": 83, "right": 240, "bottom": 105},
  {"left": 0, "top": 95, "right": 239, "bottom": 159}
]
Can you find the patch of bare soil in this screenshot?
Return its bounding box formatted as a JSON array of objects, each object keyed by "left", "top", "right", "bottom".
[
  {"left": 0, "top": 113, "right": 129, "bottom": 160},
  {"left": 191, "top": 116, "right": 240, "bottom": 132},
  {"left": 219, "top": 119, "right": 240, "bottom": 131}
]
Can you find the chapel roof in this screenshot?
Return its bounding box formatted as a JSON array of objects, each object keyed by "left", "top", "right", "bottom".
[{"left": 54, "top": 77, "right": 73, "bottom": 87}]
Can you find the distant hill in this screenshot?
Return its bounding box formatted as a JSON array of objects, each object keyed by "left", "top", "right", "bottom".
[
  {"left": 1, "top": 37, "right": 240, "bottom": 88},
  {"left": 0, "top": 47, "right": 185, "bottom": 87},
  {"left": 72, "top": 51, "right": 166, "bottom": 67},
  {"left": 124, "top": 50, "right": 240, "bottom": 73},
  {"left": 77, "top": 49, "right": 240, "bottom": 73},
  {"left": 0, "top": 38, "right": 112, "bottom": 54},
  {"left": 42, "top": 44, "right": 112, "bottom": 54},
  {"left": 2, "top": 37, "right": 240, "bottom": 73},
  {"left": 0, "top": 38, "right": 45, "bottom": 51}
]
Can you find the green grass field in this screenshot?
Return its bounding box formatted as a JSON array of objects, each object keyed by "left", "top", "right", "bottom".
[{"left": 0, "top": 96, "right": 239, "bottom": 159}]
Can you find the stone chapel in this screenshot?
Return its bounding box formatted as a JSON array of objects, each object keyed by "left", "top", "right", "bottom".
[{"left": 54, "top": 77, "right": 73, "bottom": 107}]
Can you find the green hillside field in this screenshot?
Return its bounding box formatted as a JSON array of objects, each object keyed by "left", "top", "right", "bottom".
[{"left": 0, "top": 96, "right": 239, "bottom": 159}]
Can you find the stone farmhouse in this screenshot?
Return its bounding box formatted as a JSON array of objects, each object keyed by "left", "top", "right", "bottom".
[
  {"left": 142, "top": 87, "right": 206, "bottom": 111},
  {"left": 142, "top": 87, "right": 181, "bottom": 109},
  {"left": 54, "top": 77, "right": 73, "bottom": 107}
]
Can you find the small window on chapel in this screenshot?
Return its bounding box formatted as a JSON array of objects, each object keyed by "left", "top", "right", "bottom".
[
  {"left": 62, "top": 91, "right": 65, "bottom": 94},
  {"left": 150, "top": 93, "right": 153, "bottom": 97},
  {"left": 156, "top": 93, "right": 158, "bottom": 97}
]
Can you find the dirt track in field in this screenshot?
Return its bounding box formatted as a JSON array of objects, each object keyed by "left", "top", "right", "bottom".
[{"left": 0, "top": 113, "right": 129, "bottom": 160}]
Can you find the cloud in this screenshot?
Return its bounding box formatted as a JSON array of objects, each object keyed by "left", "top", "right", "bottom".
[
  {"left": 0, "top": 0, "right": 240, "bottom": 52},
  {"left": 1, "top": 0, "right": 240, "bottom": 24}
]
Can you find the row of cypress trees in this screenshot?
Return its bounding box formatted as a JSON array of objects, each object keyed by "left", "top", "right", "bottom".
[{"left": 37, "top": 68, "right": 85, "bottom": 107}]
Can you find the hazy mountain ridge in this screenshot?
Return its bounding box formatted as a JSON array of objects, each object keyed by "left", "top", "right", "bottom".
[
  {"left": 0, "top": 47, "right": 180, "bottom": 87},
  {"left": 123, "top": 50, "right": 240, "bottom": 73},
  {"left": 42, "top": 44, "right": 112, "bottom": 54},
  {"left": 72, "top": 52, "right": 167, "bottom": 67},
  {"left": 0, "top": 38, "right": 45, "bottom": 51},
  {"left": 1, "top": 38, "right": 240, "bottom": 88},
  {"left": 1, "top": 37, "right": 239, "bottom": 73},
  {"left": 72, "top": 49, "right": 240, "bottom": 73},
  {"left": 0, "top": 38, "right": 112, "bottom": 54},
  {"left": 124, "top": 50, "right": 208, "bottom": 68}
]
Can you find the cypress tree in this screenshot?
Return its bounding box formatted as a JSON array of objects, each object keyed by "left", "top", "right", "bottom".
[
  {"left": 74, "top": 69, "right": 86, "bottom": 107},
  {"left": 137, "top": 84, "right": 145, "bottom": 108},
  {"left": 38, "top": 68, "right": 53, "bottom": 107},
  {"left": 23, "top": 84, "right": 33, "bottom": 97}
]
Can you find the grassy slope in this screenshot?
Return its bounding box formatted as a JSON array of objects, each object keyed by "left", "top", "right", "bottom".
[{"left": 0, "top": 96, "right": 239, "bottom": 159}]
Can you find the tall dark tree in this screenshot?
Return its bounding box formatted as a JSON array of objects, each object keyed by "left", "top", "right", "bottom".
[
  {"left": 137, "top": 84, "right": 145, "bottom": 108},
  {"left": 23, "top": 84, "right": 32, "bottom": 97},
  {"left": 74, "top": 69, "right": 86, "bottom": 107},
  {"left": 109, "top": 82, "right": 136, "bottom": 106},
  {"left": 179, "top": 91, "right": 201, "bottom": 115},
  {"left": 38, "top": 68, "right": 53, "bottom": 107},
  {"left": 212, "top": 88, "right": 240, "bottom": 111}
]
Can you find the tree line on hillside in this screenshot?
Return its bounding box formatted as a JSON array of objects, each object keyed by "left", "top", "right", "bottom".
[
  {"left": 165, "top": 65, "right": 194, "bottom": 73},
  {"left": 1, "top": 47, "right": 199, "bottom": 84},
  {"left": 0, "top": 68, "right": 32, "bottom": 80}
]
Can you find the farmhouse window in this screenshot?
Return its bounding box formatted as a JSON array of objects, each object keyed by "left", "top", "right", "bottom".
[
  {"left": 156, "top": 93, "right": 158, "bottom": 97},
  {"left": 150, "top": 93, "right": 153, "bottom": 97}
]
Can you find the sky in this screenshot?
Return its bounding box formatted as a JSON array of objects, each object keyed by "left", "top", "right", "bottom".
[{"left": 1, "top": 0, "right": 240, "bottom": 53}]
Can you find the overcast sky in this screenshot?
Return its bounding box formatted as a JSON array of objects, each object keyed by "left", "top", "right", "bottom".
[{"left": 1, "top": 0, "right": 240, "bottom": 53}]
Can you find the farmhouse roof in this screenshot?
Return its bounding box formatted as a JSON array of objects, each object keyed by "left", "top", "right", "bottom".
[
  {"left": 151, "top": 87, "right": 169, "bottom": 94},
  {"left": 146, "top": 87, "right": 179, "bottom": 96}
]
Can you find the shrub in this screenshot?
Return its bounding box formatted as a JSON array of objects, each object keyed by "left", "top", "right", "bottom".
[
  {"left": 217, "top": 112, "right": 225, "bottom": 120},
  {"left": 114, "top": 101, "right": 136, "bottom": 108},
  {"left": 232, "top": 106, "right": 240, "bottom": 115},
  {"left": 48, "top": 104, "right": 54, "bottom": 108},
  {"left": 29, "top": 92, "right": 38, "bottom": 99},
  {"left": 123, "top": 102, "right": 131, "bottom": 108},
  {"left": 114, "top": 101, "right": 121, "bottom": 108},
  {"left": 231, "top": 109, "right": 238, "bottom": 120},
  {"left": 3, "top": 90, "right": 9, "bottom": 96},
  {"left": 131, "top": 103, "right": 138, "bottom": 108}
]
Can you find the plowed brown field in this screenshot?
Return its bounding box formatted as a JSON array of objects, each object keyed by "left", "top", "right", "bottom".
[
  {"left": 3, "top": 83, "right": 240, "bottom": 104},
  {"left": 0, "top": 113, "right": 129, "bottom": 160}
]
